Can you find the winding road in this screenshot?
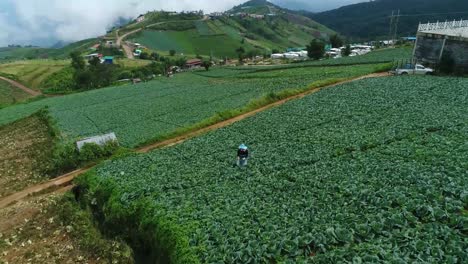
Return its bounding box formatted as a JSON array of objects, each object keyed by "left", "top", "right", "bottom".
[{"left": 116, "top": 28, "right": 142, "bottom": 59}]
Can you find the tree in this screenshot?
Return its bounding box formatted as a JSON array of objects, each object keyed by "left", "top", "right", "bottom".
[
  {"left": 169, "top": 50, "right": 176, "bottom": 56},
  {"left": 342, "top": 44, "right": 352, "bottom": 57},
  {"left": 236, "top": 47, "right": 246, "bottom": 62},
  {"left": 150, "top": 52, "right": 160, "bottom": 61},
  {"left": 306, "top": 40, "right": 325, "bottom": 60},
  {"left": 202, "top": 60, "right": 212, "bottom": 71},
  {"left": 329, "top": 34, "right": 343, "bottom": 48},
  {"left": 70, "top": 51, "right": 85, "bottom": 71},
  {"left": 75, "top": 70, "right": 93, "bottom": 89},
  {"left": 139, "top": 52, "right": 150, "bottom": 60},
  {"left": 88, "top": 56, "right": 100, "bottom": 67}
]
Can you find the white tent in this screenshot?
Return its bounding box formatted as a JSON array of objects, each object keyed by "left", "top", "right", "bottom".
[{"left": 271, "top": 54, "right": 285, "bottom": 59}]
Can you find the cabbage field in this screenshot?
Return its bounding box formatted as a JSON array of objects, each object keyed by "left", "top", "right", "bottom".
[
  {"left": 84, "top": 76, "right": 468, "bottom": 263},
  {"left": 0, "top": 63, "right": 384, "bottom": 147}
]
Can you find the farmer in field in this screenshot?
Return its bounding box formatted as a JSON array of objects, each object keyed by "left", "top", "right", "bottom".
[{"left": 237, "top": 144, "right": 249, "bottom": 167}]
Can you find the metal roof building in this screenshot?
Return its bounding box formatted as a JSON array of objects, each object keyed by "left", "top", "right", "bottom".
[{"left": 413, "top": 19, "right": 468, "bottom": 71}]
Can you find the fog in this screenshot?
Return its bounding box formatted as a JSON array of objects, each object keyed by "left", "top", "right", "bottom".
[{"left": 0, "top": 0, "right": 364, "bottom": 47}]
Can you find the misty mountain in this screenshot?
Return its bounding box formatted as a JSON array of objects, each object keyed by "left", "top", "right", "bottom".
[{"left": 308, "top": 0, "right": 468, "bottom": 40}]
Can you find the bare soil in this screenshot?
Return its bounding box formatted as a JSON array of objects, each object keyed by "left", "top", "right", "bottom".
[{"left": 0, "top": 115, "right": 54, "bottom": 199}]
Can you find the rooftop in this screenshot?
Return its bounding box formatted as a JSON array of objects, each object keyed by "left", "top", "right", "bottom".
[{"left": 418, "top": 20, "right": 468, "bottom": 39}]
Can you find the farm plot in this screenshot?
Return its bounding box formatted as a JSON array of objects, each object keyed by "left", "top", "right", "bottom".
[
  {"left": 133, "top": 29, "right": 253, "bottom": 57},
  {"left": 195, "top": 21, "right": 215, "bottom": 35},
  {"left": 0, "top": 79, "right": 32, "bottom": 108},
  {"left": 85, "top": 76, "right": 468, "bottom": 263},
  {"left": 0, "top": 60, "right": 69, "bottom": 90},
  {"left": 0, "top": 113, "right": 54, "bottom": 198},
  {"left": 0, "top": 64, "right": 384, "bottom": 147}
]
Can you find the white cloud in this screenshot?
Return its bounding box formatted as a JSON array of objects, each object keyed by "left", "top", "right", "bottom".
[{"left": 0, "top": 0, "right": 364, "bottom": 47}]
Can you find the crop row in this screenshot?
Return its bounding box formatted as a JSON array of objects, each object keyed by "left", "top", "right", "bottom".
[
  {"left": 0, "top": 64, "right": 384, "bottom": 147},
  {"left": 193, "top": 47, "right": 412, "bottom": 78},
  {"left": 85, "top": 76, "right": 468, "bottom": 263}
]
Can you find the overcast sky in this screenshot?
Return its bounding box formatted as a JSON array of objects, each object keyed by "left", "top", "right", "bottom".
[{"left": 0, "top": 0, "right": 364, "bottom": 47}]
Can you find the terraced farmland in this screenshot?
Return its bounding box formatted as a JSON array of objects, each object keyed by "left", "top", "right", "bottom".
[
  {"left": 84, "top": 76, "right": 468, "bottom": 263},
  {"left": 0, "top": 64, "right": 385, "bottom": 147},
  {"left": 0, "top": 60, "right": 69, "bottom": 90}
]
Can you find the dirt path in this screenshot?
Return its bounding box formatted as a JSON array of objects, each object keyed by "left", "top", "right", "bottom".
[
  {"left": 0, "top": 72, "right": 388, "bottom": 209},
  {"left": 116, "top": 28, "right": 142, "bottom": 59},
  {"left": 0, "top": 76, "right": 42, "bottom": 97},
  {"left": 0, "top": 168, "right": 90, "bottom": 209}
]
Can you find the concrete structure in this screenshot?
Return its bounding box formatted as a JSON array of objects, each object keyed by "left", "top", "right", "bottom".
[{"left": 413, "top": 20, "right": 468, "bottom": 71}]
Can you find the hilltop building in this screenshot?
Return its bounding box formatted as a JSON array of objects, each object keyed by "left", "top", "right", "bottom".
[
  {"left": 185, "top": 59, "right": 202, "bottom": 69},
  {"left": 249, "top": 14, "right": 265, "bottom": 19},
  {"left": 413, "top": 19, "right": 468, "bottom": 71},
  {"left": 136, "top": 14, "right": 145, "bottom": 23}
]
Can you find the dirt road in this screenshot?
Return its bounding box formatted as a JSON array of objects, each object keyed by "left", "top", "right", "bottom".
[
  {"left": 0, "top": 168, "right": 90, "bottom": 209},
  {"left": 116, "top": 29, "right": 142, "bottom": 59},
  {"left": 0, "top": 72, "right": 388, "bottom": 208},
  {"left": 0, "top": 76, "right": 42, "bottom": 97}
]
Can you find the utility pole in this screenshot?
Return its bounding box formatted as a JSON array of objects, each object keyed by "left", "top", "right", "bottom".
[
  {"left": 392, "top": 9, "right": 401, "bottom": 47},
  {"left": 388, "top": 10, "right": 395, "bottom": 45}
]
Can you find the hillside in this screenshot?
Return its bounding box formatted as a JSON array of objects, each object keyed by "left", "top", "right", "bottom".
[
  {"left": 0, "top": 38, "right": 99, "bottom": 61},
  {"left": 121, "top": 0, "right": 335, "bottom": 58},
  {"left": 309, "top": 0, "right": 468, "bottom": 40}
]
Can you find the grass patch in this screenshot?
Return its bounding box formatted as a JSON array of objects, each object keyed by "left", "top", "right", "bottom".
[{"left": 55, "top": 193, "right": 134, "bottom": 263}]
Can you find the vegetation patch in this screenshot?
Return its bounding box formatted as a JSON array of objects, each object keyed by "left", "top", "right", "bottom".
[
  {"left": 0, "top": 79, "right": 32, "bottom": 108},
  {"left": 0, "top": 191, "right": 133, "bottom": 264},
  {"left": 83, "top": 76, "right": 468, "bottom": 263},
  {"left": 0, "top": 63, "right": 385, "bottom": 148},
  {"left": 0, "top": 60, "right": 69, "bottom": 90}
]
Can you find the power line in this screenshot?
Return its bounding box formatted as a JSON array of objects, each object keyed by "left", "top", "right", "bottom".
[{"left": 389, "top": 11, "right": 468, "bottom": 18}]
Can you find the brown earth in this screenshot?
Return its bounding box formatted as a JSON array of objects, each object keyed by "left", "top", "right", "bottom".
[
  {"left": 0, "top": 187, "right": 131, "bottom": 264},
  {"left": 0, "top": 115, "right": 54, "bottom": 200},
  {"left": 0, "top": 189, "right": 89, "bottom": 264}
]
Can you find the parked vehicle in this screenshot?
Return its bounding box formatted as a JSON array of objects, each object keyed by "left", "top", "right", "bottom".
[{"left": 391, "top": 64, "right": 434, "bottom": 75}]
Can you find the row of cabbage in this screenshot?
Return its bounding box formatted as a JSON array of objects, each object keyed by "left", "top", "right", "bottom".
[
  {"left": 194, "top": 47, "right": 411, "bottom": 78},
  {"left": 0, "top": 64, "right": 383, "bottom": 147},
  {"left": 85, "top": 76, "right": 468, "bottom": 263}
]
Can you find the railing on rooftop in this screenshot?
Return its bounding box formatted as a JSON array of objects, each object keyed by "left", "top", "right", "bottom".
[{"left": 418, "top": 19, "right": 468, "bottom": 32}]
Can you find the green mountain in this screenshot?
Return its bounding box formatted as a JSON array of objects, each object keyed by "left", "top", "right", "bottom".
[
  {"left": 308, "top": 0, "right": 468, "bottom": 40},
  {"left": 121, "top": 0, "right": 334, "bottom": 58}
]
